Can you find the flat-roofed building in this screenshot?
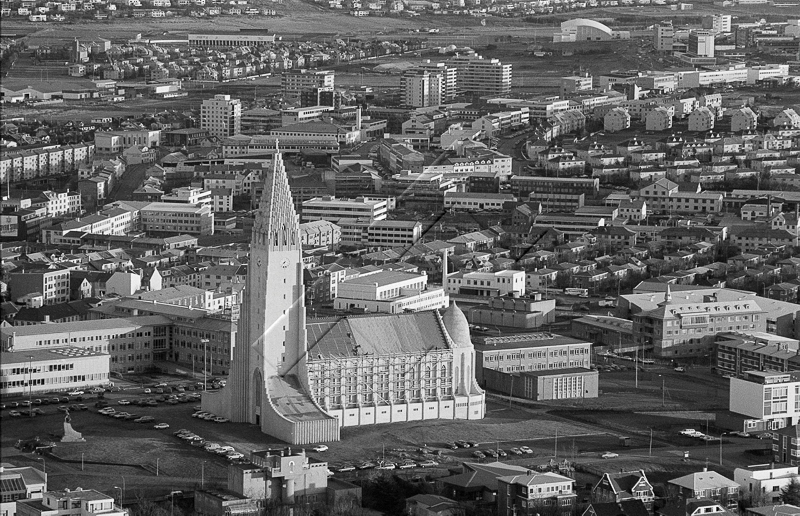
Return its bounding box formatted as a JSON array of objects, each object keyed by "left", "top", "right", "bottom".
[
  {"left": 334, "top": 270, "right": 448, "bottom": 314},
  {"left": 715, "top": 332, "right": 800, "bottom": 378},
  {"left": 475, "top": 332, "right": 592, "bottom": 382},
  {"left": 0, "top": 346, "right": 110, "bottom": 395},
  {"left": 301, "top": 196, "right": 387, "bottom": 223},
  {"left": 188, "top": 32, "right": 277, "bottom": 47},
  {"left": 140, "top": 202, "right": 214, "bottom": 236},
  {"left": 281, "top": 69, "right": 334, "bottom": 100},
  {"left": 443, "top": 192, "right": 516, "bottom": 211},
  {"left": 448, "top": 54, "right": 512, "bottom": 96},
  {"left": 446, "top": 270, "right": 525, "bottom": 298},
  {"left": 735, "top": 464, "right": 799, "bottom": 505}
]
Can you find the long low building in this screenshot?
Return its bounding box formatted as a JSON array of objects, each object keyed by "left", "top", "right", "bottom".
[
  {"left": 0, "top": 346, "right": 110, "bottom": 395},
  {"left": 443, "top": 192, "right": 516, "bottom": 211},
  {"left": 187, "top": 32, "right": 277, "bottom": 47},
  {"left": 221, "top": 135, "right": 340, "bottom": 158},
  {"left": 482, "top": 367, "right": 599, "bottom": 401}
]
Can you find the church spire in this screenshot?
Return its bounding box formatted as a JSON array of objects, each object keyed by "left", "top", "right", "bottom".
[{"left": 253, "top": 147, "right": 299, "bottom": 252}]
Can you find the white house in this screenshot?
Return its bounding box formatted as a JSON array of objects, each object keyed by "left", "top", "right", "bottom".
[{"left": 734, "top": 464, "right": 799, "bottom": 505}]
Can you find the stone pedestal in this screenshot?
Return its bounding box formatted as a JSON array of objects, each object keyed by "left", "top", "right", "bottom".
[{"left": 62, "top": 421, "right": 86, "bottom": 443}]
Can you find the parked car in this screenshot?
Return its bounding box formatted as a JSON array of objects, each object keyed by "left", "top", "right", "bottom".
[
  {"left": 418, "top": 460, "right": 439, "bottom": 468},
  {"left": 471, "top": 451, "right": 486, "bottom": 459},
  {"left": 154, "top": 423, "right": 170, "bottom": 429},
  {"left": 312, "top": 445, "right": 329, "bottom": 452},
  {"left": 520, "top": 446, "right": 534, "bottom": 454},
  {"left": 601, "top": 452, "right": 619, "bottom": 459},
  {"left": 68, "top": 390, "right": 84, "bottom": 396},
  {"left": 118, "top": 400, "right": 131, "bottom": 405},
  {"left": 375, "top": 462, "right": 396, "bottom": 470},
  {"left": 509, "top": 448, "right": 523, "bottom": 455},
  {"left": 398, "top": 461, "right": 416, "bottom": 469},
  {"left": 674, "top": 367, "right": 686, "bottom": 373},
  {"left": 357, "top": 462, "right": 375, "bottom": 470},
  {"left": 335, "top": 464, "right": 356, "bottom": 472}
]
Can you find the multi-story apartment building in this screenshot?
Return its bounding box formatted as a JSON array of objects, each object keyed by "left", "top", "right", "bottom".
[
  {"left": 729, "top": 371, "right": 800, "bottom": 430},
  {"left": 299, "top": 220, "right": 341, "bottom": 249},
  {"left": 200, "top": 94, "right": 241, "bottom": 138},
  {"left": 140, "top": 202, "right": 214, "bottom": 236},
  {"left": 94, "top": 130, "right": 160, "bottom": 154},
  {"left": 401, "top": 69, "right": 443, "bottom": 108},
  {"left": 496, "top": 471, "right": 576, "bottom": 516},
  {"left": 654, "top": 20, "right": 674, "bottom": 51},
  {"left": 636, "top": 179, "right": 723, "bottom": 214},
  {"left": 448, "top": 54, "right": 512, "bottom": 96},
  {"left": 689, "top": 30, "right": 716, "bottom": 57},
  {"left": 668, "top": 471, "right": 739, "bottom": 509},
  {"left": 10, "top": 266, "right": 73, "bottom": 305},
  {"left": 34, "top": 190, "right": 81, "bottom": 217},
  {"left": 280, "top": 69, "right": 334, "bottom": 100},
  {"left": 511, "top": 176, "right": 599, "bottom": 199},
  {"left": 300, "top": 196, "right": 388, "bottom": 223},
  {"left": 621, "top": 287, "right": 774, "bottom": 358},
  {"left": 43, "top": 206, "right": 140, "bottom": 244},
  {"left": 0, "top": 143, "right": 95, "bottom": 183},
  {"left": 772, "top": 425, "right": 800, "bottom": 466},
  {"left": 0, "top": 346, "right": 110, "bottom": 395},
  {"left": 417, "top": 60, "right": 457, "bottom": 100},
  {"left": 593, "top": 470, "right": 655, "bottom": 511},
  {"left": 475, "top": 333, "right": 592, "bottom": 383},
  {"left": 715, "top": 332, "right": 800, "bottom": 378},
  {"left": 334, "top": 270, "right": 448, "bottom": 314},
  {"left": 561, "top": 75, "right": 594, "bottom": 96}
]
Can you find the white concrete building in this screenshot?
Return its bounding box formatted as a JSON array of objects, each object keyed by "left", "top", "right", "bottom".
[
  {"left": 711, "top": 14, "right": 731, "bottom": 33},
  {"left": 0, "top": 347, "right": 110, "bottom": 395},
  {"left": 401, "top": 69, "right": 444, "bottom": 108},
  {"left": 334, "top": 270, "right": 449, "bottom": 314},
  {"left": 200, "top": 94, "right": 242, "bottom": 138},
  {"left": 446, "top": 270, "right": 526, "bottom": 298},
  {"left": 734, "top": 464, "right": 799, "bottom": 505},
  {"left": 689, "top": 30, "right": 715, "bottom": 57},
  {"left": 160, "top": 186, "right": 212, "bottom": 206},
  {"left": 730, "top": 371, "right": 800, "bottom": 430},
  {"left": 0, "top": 465, "right": 46, "bottom": 516},
  {"left": 301, "top": 196, "right": 388, "bottom": 223},
  {"left": 17, "top": 488, "right": 127, "bottom": 516}
]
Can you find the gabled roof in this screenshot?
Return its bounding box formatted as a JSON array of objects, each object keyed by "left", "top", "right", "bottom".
[{"left": 668, "top": 471, "right": 738, "bottom": 491}]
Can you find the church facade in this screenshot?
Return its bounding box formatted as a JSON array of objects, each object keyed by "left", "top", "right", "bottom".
[{"left": 202, "top": 149, "right": 484, "bottom": 445}]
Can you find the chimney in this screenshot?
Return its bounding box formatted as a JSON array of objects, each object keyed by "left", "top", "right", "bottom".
[{"left": 702, "top": 466, "right": 708, "bottom": 472}]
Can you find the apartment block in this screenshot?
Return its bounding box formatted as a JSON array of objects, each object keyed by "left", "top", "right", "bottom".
[
  {"left": 449, "top": 54, "right": 512, "bottom": 96},
  {"left": 281, "top": 69, "right": 334, "bottom": 100},
  {"left": 729, "top": 371, "right": 800, "bottom": 430},
  {"left": 301, "top": 196, "right": 388, "bottom": 223},
  {"left": 401, "top": 69, "right": 443, "bottom": 108},
  {"left": 140, "top": 202, "right": 214, "bottom": 236},
  {"left": 446, "top": 270, "right": 526, "bottom": 298},
  {"left": 0, "top": 346, "right": 110, "bottom": 395},
  {"left": 94, "top": 130, "right": 160, "bottom": 154},
  {"left": 200, "top": 94, "right": 241, "bottom": 138},
  {"left": 475, "top": 333, "right": 592, "bottom": 383}
]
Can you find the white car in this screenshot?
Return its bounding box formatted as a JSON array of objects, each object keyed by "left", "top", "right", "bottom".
[
  {"left": 213, "top": 417, "right": 229, "bottom": 423},
  {"left": 674, "top": 367, "right": 686, "bottom": 372},
  {"left": 118, "top": 400, "right": 131, "bottom": 405},
  {"left": 601, "top": 452, "right": 619, "bottom": 459},
  {"left": 226, "top": 452, "right": 244, "bottom": 461},
  {"left": 154, "top": 423, "right": 170, "bottom": 429},
  {"left": 375, "top": 462, "right": 396, "bottom": 470},
  {"left": 68, "top": 390, "right": 84, "bottom": 396},
  {"left": 519, "top": 446, "right": 534, "bottom": 454},
  {"left": 312, "top": 445, "right": 329, "bottom": 452},
  {"left": 680, "top": 429, "right": 703, "bottom": 437}
]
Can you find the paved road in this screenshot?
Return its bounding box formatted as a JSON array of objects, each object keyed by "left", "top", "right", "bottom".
[{"left": 109, "top": 163, "right": 148, "bottom": 203}]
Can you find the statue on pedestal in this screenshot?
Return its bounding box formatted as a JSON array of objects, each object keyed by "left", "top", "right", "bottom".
[{"left": 61, "top": 409, "right": 86, "bottom": 443}]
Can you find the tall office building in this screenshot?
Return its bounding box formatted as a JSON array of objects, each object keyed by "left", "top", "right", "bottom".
[
  {"left": 281, "top": 69, "right": 335, "bottom": 101},
  {"left": 401, "top": 69, "right": 444, "bottom": 107},
  {"left": 449, "top": 54, "right": 512, "bottom": 96},
  {"left": 418, "top": 60, "right": 458, "bottom": 100},
  {"left": 689, "top": 30, "right": 715, "bottom": 57},
  {"left": 654, "top": 21, "right": 675, "bottom": 52},
  {"left": 200, "top": 94, "right": 241, "bottom": 138}
]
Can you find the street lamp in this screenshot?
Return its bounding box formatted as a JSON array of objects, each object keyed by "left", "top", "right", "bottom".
[
  {"left": 37, "top": 457, "right": 46, "bottom": 474},
  {"left": 201, "top": 339, "right": 210, "bottom": 392},
  {"left": 658, "top": 374, "right": 665, "bottom": 407},
  {"left": 113, "top": 486, "right": 122, "bottom": 506},
  {"left": 28, "top": 355, "right": 34, "bottom": 417},
  {"left": 201, "top": 461, "right": 207, "bottom": 489}
]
